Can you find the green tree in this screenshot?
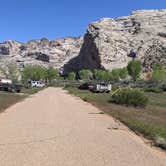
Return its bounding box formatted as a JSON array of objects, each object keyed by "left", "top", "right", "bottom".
[
  {"left": 127, "top": 60, "right": 142, "bottom": 81},
  {"left": 45, "top": 67, "right": 59, "bottom": 83},
  {"left": 119, "top": 67, "right": 128, "bottom": 79},
  {"left": 68, "top": 72, "right": 76, "bottom": 80},
  {"left": 79, "top": 69, "right": 93, "bottom": 81},
  {"left": 110, "top": 69, "right": 121, "bottom": 81},
  {"left": 94, "top": 70, "right": 111, "bottom": 82},
  {"left": 152, "top": 64, "right": 166, "bottom": 81},
  {"left": 22, "top": 65, "right": 46, "bottom": 83}
]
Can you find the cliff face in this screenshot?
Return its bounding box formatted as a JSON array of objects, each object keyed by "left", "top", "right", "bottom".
[
  {"left": 77, "top": 10, "right": 166, "bottom": 72},
  {"left": 0, "top": 37, "right": 83, "bottom": 73},
  {"left": 1, "top": 10, "right": 166, "bottom": 75}
]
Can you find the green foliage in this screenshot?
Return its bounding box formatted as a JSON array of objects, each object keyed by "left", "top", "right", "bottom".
[
  {"left": 22, "top": 65, "right": 60, "bottom": 84},
  {"left": 127, "top": 60, "right": 142, "bottom": 81},
  {"left": 22, "top": 65, "right": 46, "bottom": 83},
  {"left": 143, "top": 87, "right": 163, "bottom": 93},
  {"left": 93, "top": 68, "right": 128, "bottom": 82},
  {"left": 45, "top": 67, "right": 59, "bottom": 83},
  {"left": 119, "top": 67, "right": 128, "bottom": 79},
  {"left": 93, "top": 70, "right": 110, "bottom": 81},
  {"left": 79, "top": 69, "right": 93, "bottom": 80},
  {"left": 152, "top": 64, "right": 166, "bottom": 81},
  {"left": 110, "top": 69, "right": 120, "bottom": 81},
  {"left": 111, "top": 84, "right": 120, "bottom": 91},
  {"left": 111, "top": 88, "right": 148, "bottom": 107},
  {"left": 68, "top": 72, "right": 76, "bottom": 80}
]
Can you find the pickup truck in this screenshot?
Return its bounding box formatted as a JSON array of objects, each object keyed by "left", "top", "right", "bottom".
[
  {"left": 91, "top": 83, "right": 112, "bottom": 93},
  {"left": 30, "top": 81, "right": 45, "bottom": 88}
]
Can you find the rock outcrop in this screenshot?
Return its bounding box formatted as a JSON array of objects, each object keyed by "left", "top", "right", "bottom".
[
  {"left": 1, "top": 10, "right": 166, "bottom": 75},
  {"left": 0, "top": 37, "right": 83, "bottom": 74},
  {"left": 76, "top": 10, "right": 166, "bottom": 72}
]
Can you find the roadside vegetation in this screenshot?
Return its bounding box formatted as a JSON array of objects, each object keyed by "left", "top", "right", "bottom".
[
  {"left": 0, "top": 92, "right": 26, "bottom": 113},
  {"left": 21, "top": 87, "right": 45, "bottom": 95}
]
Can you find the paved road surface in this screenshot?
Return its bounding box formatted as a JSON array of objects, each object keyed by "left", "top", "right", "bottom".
[{"left": 0, "top": 88, "right": 165, "bottom": 166}]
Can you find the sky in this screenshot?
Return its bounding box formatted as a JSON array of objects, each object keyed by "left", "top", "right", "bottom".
[{"left": 0, "top": 0, "right": 166, "bottom": 43}]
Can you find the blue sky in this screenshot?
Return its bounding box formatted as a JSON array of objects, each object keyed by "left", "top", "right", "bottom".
[{"left": 0, "top": 0, "right": 165, "bottom": 42}]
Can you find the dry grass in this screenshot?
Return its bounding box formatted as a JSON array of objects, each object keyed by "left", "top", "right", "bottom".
[{"left": 0, "top": 91, "right": 26, "bottom": 113}]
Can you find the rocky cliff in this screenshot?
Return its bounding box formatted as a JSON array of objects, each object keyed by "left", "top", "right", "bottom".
[
  {"left": 1, "top": 10, "right": 166, "bottom": 75},
  {"left": 75, "top": 10, "right": 166, "bottom": 73},
  {"left": 0, "top": 37, "right": 83, "bottom": 74}
]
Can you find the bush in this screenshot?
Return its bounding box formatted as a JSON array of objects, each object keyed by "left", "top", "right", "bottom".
[
  {"left": 111, "top": 88, "right": 148, "bottom": 107},
  {"left": 111, "top": 84, "right": 120, "bottom": 91},
  {"left": 127, "top": 60, "right": 142, "bottom": 81},
  {"left": 152, "top": 64, "right": 166, "bottom": 81},
  {"left": 68, "top": 72, "right": 76, "bottom": 80},
  {"left": 143, "top": 87, "right": 163, "bottom": 93}
]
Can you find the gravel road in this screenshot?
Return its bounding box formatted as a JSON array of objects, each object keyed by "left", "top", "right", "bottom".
[{"left": 0, "top": 87, "right": 165, "bottom": 166}]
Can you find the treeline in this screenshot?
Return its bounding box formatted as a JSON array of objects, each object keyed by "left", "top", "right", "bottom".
[
  {"left": 67, "top": 60, "right": 141, "bottom": 81},
  {"left": 22, "top": 66, "right": 60, "bottom": 84}
]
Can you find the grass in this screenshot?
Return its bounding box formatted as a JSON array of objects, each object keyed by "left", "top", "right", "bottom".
[
  {"left": 147, "top": 92, "right": 166, "bottom": 108},
  {"left": 65, "top": 87, "right": 166, "bottom": 150},
  {"left": 21, "top": 87, "right": 45, "bottom": 95},
  {"left": 0, "top": 91, "right": 26, "bottom": 113},
  {"left": 0, "top": 87, "right": 44, "bottom": 113}
]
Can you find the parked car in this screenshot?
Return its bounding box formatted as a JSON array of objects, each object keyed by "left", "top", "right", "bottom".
[
  {"left": 0, "top": 78, "right": 22, "bottom": 93},
  {"left": 91, "top": 83, "right": 112, "bottom": 93},
  {"left": 31, "top": 81, "right": 45, "bottom": 88},
  {"left": 78, "top": 82, "right": 94, "bottom": 90},
  {"left": 4, "top": 83, "right": 22, "bottom": 93}
]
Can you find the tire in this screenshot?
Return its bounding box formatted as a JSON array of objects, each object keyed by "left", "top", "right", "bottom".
[
  {"left": 16, "top": 89, "right": 21, "bottom": 93},
  {"left": 11, "top": 88, "right": 16, "bottom": 93}
]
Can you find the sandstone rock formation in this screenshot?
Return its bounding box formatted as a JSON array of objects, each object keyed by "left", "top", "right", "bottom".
[
  {"left": 74, "top": 10, "right": 166, "bottom": 73},
  {"left": 0, "top": 10, "right": 166, "bottom": 75},
  {"left": 0, "top": 37, "right": 83, "bottom": 74}
]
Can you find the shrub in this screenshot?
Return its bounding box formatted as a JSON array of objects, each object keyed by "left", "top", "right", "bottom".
[
  {"left": 111, "top": 84, "right": 120, "bottom": 91},
  {"left": 152, "top": 64, "right": 166, "bottom": 81},
  {"left": 119, "top": 67, "right": 128, "bottom": 79},
  {"left": 68, "top": 72, "right": 76, "bottom": 80},
  {"left": 127, "top": 60, "right": 142, "bottom": 81},
  {"left": 143, "top": 87, "right": 163, "bottom": 93},
  {"left": 111, "top": 88, "right": 148, "bottom": 107}
]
